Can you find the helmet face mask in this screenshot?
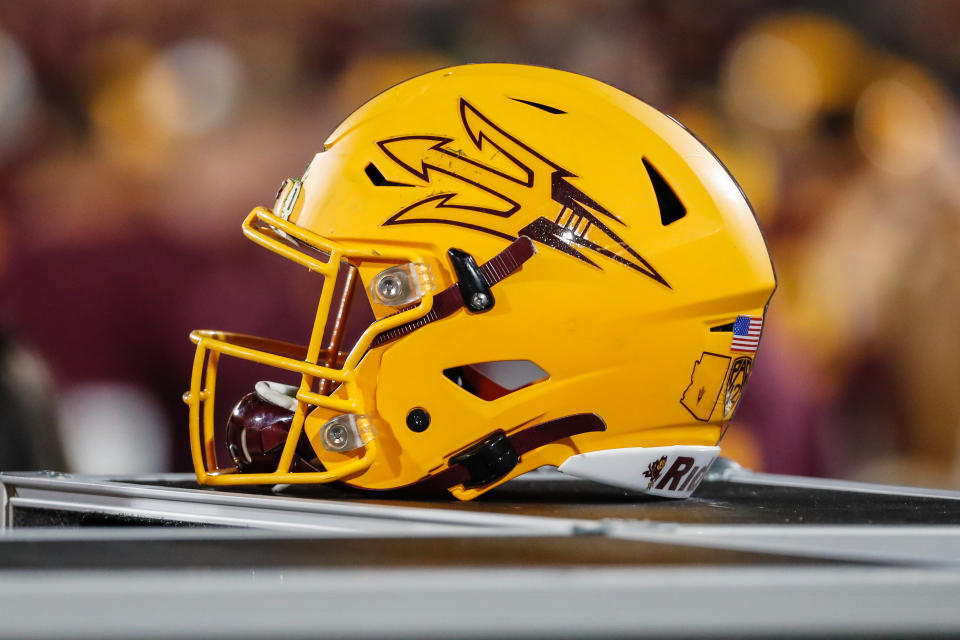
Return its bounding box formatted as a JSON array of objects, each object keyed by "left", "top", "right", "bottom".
[{"left": 183, "top": 64, "right": 776, "bottom": 500}]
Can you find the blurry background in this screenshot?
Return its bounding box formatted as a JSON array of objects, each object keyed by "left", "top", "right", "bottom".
[{"left": 0, "top": 0, "right": 958, "bottom": 487}]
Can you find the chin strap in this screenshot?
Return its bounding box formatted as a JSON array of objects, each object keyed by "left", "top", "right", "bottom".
[
  {"left": 410, "top": 413, "right": 606, "bottom": 492},
  {"left": 371, "top": 236, "right": 537, "bottom": 348}
]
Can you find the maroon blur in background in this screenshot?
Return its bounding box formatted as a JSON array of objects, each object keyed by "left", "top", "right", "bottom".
[{"left": 0, "top": 1, "right": 958, "bottom": 486}]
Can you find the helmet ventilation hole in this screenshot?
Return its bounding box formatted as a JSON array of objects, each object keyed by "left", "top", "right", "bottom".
[
  {"left": 443, "top": 360, "right": 549, "bottom": 401},
  {"left": 643, "top": 157, "right": 687, "bottom": 226},
  {"left": 364, "top": 163, "right": 414, "bottom": 187}
]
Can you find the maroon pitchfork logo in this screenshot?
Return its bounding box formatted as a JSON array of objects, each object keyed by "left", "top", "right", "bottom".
[{"left": 374, "top": 98, "right": 670, "bottom": 288}]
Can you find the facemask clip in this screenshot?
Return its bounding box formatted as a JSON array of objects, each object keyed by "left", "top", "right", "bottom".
[
  {"left": 370, "top": 263, "right": 434, "bottom": 307},
  {"left": 319, "top": 414, "right": 376, "bottom": 452}
]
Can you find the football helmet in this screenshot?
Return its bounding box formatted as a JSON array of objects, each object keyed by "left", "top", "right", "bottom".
[{"left": 183, "top": 64, "right": 775, "bottom": 500}]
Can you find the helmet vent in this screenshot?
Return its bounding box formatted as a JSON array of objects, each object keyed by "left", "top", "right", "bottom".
[
  {"left": 509, "top": 97, "right": 566, "bottom": 115},
  {"left": 364, "top": 162, "right": 414, "bottom": 187},
  {"left": 642, "top": 157, "right": 686, "bottom": 226},
  {"left": 443, "top": 360, "right": 549, "bottom": 401}
]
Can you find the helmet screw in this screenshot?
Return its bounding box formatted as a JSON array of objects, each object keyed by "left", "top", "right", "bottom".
[
  {"left": 469, "top": 292, "right": 489, "bottom": 310},
  {"left": 327, "top": 425, "right": 347, "bottom": 448},
  {"left": 377, "top": 275, "right": 402, "bottom": 302},
  {"left": 406, "top": 408, "right": 430, "bottom": 433}
]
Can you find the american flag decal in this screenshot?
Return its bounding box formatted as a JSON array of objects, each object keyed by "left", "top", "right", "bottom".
[{"left": 731, "top": 315, "right": 763, "bottom": 353}]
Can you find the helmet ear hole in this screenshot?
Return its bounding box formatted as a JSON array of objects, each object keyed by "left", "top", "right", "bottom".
[
  {"left": 443, "top": 360, "right": 549, "bottom": 401},
  {"left": 406, "top": 408, "right": 431, "bottom": 432}
]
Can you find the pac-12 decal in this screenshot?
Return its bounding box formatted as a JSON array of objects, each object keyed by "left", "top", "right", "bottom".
[
  {"left": 680, "top": 352, "right": 731, "bottom": 422},
  {"left": 374, "top": 98, "right": 670, "bottom": 287}
]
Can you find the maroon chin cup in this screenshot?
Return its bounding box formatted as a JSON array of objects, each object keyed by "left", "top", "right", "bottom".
[{"left": 225, "top": 392, "right": 322, "bottom": 473}]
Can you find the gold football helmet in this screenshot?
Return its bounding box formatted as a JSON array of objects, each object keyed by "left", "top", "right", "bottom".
[{"left": 183, "top": 64, "right": 775, "bottom": 500}]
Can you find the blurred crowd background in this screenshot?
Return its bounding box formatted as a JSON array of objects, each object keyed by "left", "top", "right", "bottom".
[{"left": 0, "top": 0, "right": 958, "bottom": 488}]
